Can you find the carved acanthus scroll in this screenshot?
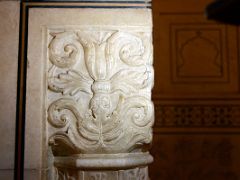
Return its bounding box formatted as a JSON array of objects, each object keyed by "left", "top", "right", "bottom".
[{"left": 47, "top": 30, "right": 154, "bottom": 155}]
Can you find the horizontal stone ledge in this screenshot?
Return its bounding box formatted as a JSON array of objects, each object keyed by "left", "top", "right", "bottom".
[
  {"left": 20, "top": 0, "right": 152, "bottom": 8},
  {"left": 54, "top": 152, "right": 153, "bottom": 170}
]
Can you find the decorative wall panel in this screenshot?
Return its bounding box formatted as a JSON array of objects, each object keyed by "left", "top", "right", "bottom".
[
  {"left": 153, "top": 13, "right": 239, "bottom": 96},
  {"left": 151, "top": 0, "right": 240, "bottom": 179},
  {"left": 171, "top": 24, "right": 226, "bottom": 82},
  {"left": 155, "top": 104, "right": 240, "bottom": 128}
]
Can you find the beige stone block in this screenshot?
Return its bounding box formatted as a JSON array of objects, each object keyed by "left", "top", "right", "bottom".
[{"left": 0, "top": 1, "right": 19, "bottom": 169}]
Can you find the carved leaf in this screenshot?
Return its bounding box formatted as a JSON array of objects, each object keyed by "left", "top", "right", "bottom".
[
  {"left": 49, "top": 133, "right": 81, "bottom": 156},
  {"left": 111, "top": 66, "right": 152, "bottom": 94},
  {"left": 48, "top": 68, "right": 93, "bottom": 96}
]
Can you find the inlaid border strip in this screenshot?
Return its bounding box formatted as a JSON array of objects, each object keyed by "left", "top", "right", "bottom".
[{"left": 15, "top": 2, "right": 27, "bottom": 180}]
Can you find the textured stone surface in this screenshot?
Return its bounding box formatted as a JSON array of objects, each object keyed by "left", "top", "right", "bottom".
[{"left": 0, "top": 1, "right": 19, "bottom": 170}]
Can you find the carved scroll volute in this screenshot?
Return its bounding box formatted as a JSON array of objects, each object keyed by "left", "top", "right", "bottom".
[
  {"left": 107, "top": 32, "right": 152, "bottom": 66},
  {"left": 49, "top": 32, "right": 84, "bottom": 68},
  {"left": 47, "top": 30, "right": 154, "bottom": 155}
]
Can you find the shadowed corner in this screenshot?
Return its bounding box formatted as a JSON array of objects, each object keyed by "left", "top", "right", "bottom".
[{"left": 206, "top": 0, "right": 240, "bottom": 25}]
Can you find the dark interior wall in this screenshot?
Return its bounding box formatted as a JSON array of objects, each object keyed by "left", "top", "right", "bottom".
[{"left": 150, "top": 0, "right": 240, "bottom": 179}]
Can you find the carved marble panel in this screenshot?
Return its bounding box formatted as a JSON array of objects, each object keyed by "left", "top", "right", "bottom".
[{"left": 46, "top": 28, "right": 154, "bottom": 155}]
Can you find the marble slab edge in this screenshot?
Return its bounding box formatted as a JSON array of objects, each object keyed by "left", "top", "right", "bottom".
[{"left": 20, "top": 0, "right": 152, "bottom": 8}]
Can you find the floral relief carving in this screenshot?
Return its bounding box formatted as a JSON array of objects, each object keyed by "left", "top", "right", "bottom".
[
  {"left": 122, "top": 167, "right": 148, "bottom": 180},
  {"left": 88, "top": 172, "right": 107, "bottom": 180},
  {"left": 47, "top": 30, "right": 154, "bottom": 155},
  {"left": 54, "top": 168, "right": 77, "bottom": 180}
]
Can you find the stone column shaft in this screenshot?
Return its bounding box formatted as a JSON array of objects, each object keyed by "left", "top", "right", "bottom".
[{"left": 45, "top": 1, "right": 154, "bottom": 179}]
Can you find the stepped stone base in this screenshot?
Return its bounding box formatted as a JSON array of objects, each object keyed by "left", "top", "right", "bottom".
[{"left": 52, "top": 153, "right": 153, "bottom": 180}]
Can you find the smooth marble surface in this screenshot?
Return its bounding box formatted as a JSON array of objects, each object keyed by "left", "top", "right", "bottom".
[{"left": 0, "top": 1, "right": 19, "bottom": 170}]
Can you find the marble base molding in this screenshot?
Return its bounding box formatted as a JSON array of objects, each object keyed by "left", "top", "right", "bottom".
[{"left": 53, "top": 153, "right": 152, "bottom": 179}]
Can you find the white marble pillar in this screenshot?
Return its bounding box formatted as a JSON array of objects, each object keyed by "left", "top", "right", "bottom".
[
  {"left": 25, "top": 1, "right": 153, "bottom": 179},
  {"left": 46, "top": 1, "right": 154, "bottom": 179}
]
